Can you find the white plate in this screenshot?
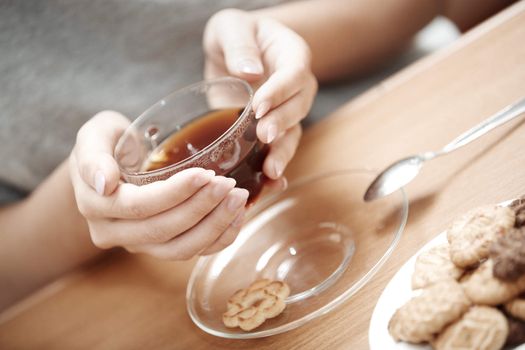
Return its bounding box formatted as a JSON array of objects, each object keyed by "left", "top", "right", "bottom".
[{"left": 369, "top": 229, "right": 525, "bottom": 350}]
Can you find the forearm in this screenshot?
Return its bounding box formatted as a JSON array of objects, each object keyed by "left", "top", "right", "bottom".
[
  {"left": 256, "top": 0, "right": 440, "bottom": 82},
  {"left": 256, "top": 0, "right": 514, "bottom": 83},
  {"left": 0, "top": 159, "right": 102, "bottom": 311}
]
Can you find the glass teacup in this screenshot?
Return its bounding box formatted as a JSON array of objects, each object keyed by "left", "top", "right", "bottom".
[{"left": 114, "top": 77, "right": 268, "bottom": 204}]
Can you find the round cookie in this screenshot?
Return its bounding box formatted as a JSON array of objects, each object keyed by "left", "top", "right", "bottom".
[
  {"left": 432, "top": 306, "right": 508, "bottom": 350},
  {"left": 388, "top": 279, "right": 471, "bottom": 343},
  {"left": 505, "top": 314, "right": 525, "bottom": 347},
  {"left": 510, "top": 199, "right": 525, "bottom": 228},
  {"left": 447, "top": 206, "right": 515, "bottom": 269},
  {"left": 490, "top": 226, "right": 525, "bottom": 281},
  {"left": 461, "top": 259, "right": 525, "bottom": 306},
  {"left": 504, "top": 295, "right": 525, "bottom": 321},
  {"left": 411, "top": 243, "right": 464, "bottom": 290}
]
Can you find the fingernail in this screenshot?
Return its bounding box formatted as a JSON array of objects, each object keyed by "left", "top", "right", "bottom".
[
  {"left": 206, "top": 169, "right": 216, "bottom": 177},
  {"left": 212, "top": 184, "right": 228, "bottom": 199},
  {"left": 273, "top": 160, "right": 284, "bottom": 178},
  {"left": 227, "top": 189, "right": 249, "bottom": 211},
  {"left": 226, "top": 177, "right": 236, "bottom": 188},
  {"left": 266, "top": 123, "right": 278, "bottom": 143},
  {"left": 95, "top": 170, "right": 105, "bottom": 195},
  {"left": 255, "top": 101, "right": 271, "bottom": 119},
  {"left": 212, "top": 178, "right": 236, "bottom": 199},
  {"left": 193, "top": 172, "right": 212, "bottom": 187},
  {"left": 280, "top": 176, "right": 288, "bottom": 190},
  {"left": 231, "top": 209, "right": 246, "bottom": 228},
  {"left": 237, "top": 59, "right": 263, "bottom": 75}
]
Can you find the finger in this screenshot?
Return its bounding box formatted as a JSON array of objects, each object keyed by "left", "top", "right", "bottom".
[
  {"left": 263, "top": 124, "right": 302, "bottom": 179},
  {"left": 251, "top": 20, "right": 315, "bottom": 119},
  {"left": 252, "top": 67, "right": 309, "bottom": 120},
  {"left": 256, "top": 17, "right": 312, "bottom": 70},
  {"left": 206, "top": 9, "right": 264, "bottom": 81},
  {"left": 74, "top": 110, "right": 130, "bottom": 195},
  {"left": 90, "top": 176, "right": 237, "bottom": 247},
  {"left": 256, "top": 87, "right": 312, "bottom": 144},
  {"left": 204, "top": 56, "right": 227, "bottom": 80},
  {"left": 199, "top": 208, "right": 245, "bottom": 256},
  {"left": 127, "top": 188, "right": 249, "bottom": 260},
  {"left": 73, "top": 167, "right": 216, "bottom": 220},
  {"left": 265, "top": 176, "right": 288, "bottom": 193}
]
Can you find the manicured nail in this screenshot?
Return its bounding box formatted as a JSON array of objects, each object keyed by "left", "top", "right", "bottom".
[
  {"left": 280, "top": 176, "right": 288, "bottom": 190},
  {"left": 237, "top": 59, "right": 263, "bottom": 75},
  {"left": 193, "top": 172, "right": 213, "bottom": 187},
  {"left": 212, "top": 178, "right": 236, "bottom": 199},
  {"left": 255, "top": 101, "right": 271, "bottom": 119},
  {"left": 273, "top": 160, "right": 284, "bottom": 178},
  {"left": 227, "top": 189, "right": 249, "bottom": 211},
  {"left": 266, "top": 123, "right": 278, "bottom": 143},
  {"left": 95, "top": 170, "right": 105, "bottom": 195},
  {"left": 231, "top": 209, "right": 246, "bottom": 228},
  {"left": 225, "top": 177, "right": 236, "bottom": 188}
]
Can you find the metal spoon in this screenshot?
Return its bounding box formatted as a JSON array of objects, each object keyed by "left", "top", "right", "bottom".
[{"left": 364, "top": 97, "right": 525, "bottom": 202}]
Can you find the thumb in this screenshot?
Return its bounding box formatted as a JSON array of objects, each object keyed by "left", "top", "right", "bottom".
[
  {"left": 212, "top": 10, "right": 264, "bottom": 81},
  {"left": 74, "top": 110, "right": 131, "bottom": 196}
]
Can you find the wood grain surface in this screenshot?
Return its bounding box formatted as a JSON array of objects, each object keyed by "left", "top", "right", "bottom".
[{"left": 1, "top": 2, "right": 524, "bottom": 349}]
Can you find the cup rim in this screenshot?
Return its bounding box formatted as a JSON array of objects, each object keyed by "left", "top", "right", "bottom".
[{"left": 114, "top": 76, "right": 254, "bottom": 177}]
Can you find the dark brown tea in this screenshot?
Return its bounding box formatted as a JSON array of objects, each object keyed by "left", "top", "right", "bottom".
[{"left": 143, "top": 107, "right": 268, "bottom": 204}]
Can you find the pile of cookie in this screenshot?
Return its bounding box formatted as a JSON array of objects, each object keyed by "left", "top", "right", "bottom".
[{"left": 389, "top": 200, "right": 525, "bottom": 350}]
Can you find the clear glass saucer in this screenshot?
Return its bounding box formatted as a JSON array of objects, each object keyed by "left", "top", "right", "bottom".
[{"left": 186, "top": 169, "right": 408, "bottom": 339}]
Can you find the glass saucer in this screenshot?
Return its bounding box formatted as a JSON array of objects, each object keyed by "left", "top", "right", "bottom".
[{"left": 186, "top": 169, "right": 408, "bottom": 339}]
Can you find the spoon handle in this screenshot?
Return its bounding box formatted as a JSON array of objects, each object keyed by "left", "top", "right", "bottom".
[{"left": 440, "top": 97, "right": 525, "bottom": 154}]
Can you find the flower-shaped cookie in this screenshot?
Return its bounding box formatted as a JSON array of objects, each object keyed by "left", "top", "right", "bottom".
[{"left": 222, "top": 279, "right": 290, "bottom": 331}]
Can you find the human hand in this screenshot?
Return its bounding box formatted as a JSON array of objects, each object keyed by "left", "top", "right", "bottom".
[
  {"left": 204, "top": 9, "right": 318, "bottom": 179},
  {"left": 69, "top": 111, "right": 248, "bottom": 259}
]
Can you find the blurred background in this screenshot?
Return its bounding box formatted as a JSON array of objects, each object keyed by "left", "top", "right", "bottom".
[{"left": 308, "top": 16, "right": 460, "bottom": 124}]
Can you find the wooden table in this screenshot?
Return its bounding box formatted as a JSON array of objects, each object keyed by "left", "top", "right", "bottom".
[{"left": 1, "top": 2, "right": 525, "bottom": 349}]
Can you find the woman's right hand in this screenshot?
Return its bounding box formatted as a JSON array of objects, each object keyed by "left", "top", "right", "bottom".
[{"left": 69, "top": 111, "right": 249, "bottom": 259}]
